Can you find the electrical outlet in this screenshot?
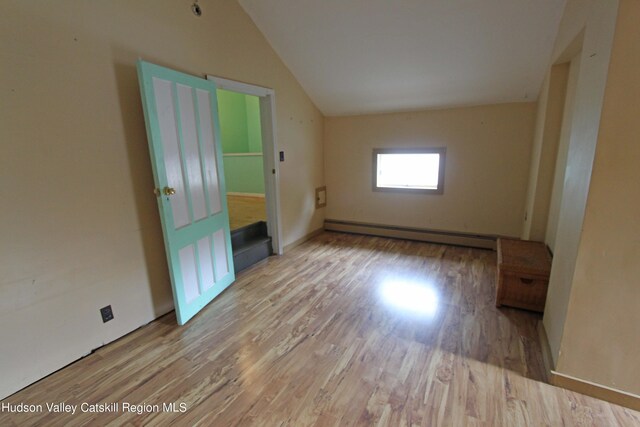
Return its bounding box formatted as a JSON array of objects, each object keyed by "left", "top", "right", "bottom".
[{"left": 100, "top": 305, "right": 114, "bottom": 323}]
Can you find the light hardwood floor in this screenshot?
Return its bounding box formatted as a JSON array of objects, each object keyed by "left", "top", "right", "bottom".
[
  {"left": 2, "top": 233, "right": 639, "bottom": 426},
  {"left": 228, "top": 195, "right": 266, "bottom": 231}
]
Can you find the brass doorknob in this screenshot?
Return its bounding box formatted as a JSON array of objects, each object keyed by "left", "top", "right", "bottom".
[{"left": 163, "top": 187, "right": 176, "bottom": 196}]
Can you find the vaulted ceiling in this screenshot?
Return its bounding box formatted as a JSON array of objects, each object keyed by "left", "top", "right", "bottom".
[{"left": 239, "top": 0, "right": 566, "bottom": 116}]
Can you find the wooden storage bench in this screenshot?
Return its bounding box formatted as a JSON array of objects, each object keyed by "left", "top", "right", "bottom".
[{"left": 496, "top": 238, "right": 552, "bottom": 313}]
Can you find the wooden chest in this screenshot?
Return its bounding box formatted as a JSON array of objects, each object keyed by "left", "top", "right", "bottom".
[{"left": 496, "top": 238, "right": 552, "bottom": 313}]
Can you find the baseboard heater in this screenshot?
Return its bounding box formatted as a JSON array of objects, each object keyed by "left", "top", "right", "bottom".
[{"left": 324, "top": 219, "right": 496, "bottom": 250}]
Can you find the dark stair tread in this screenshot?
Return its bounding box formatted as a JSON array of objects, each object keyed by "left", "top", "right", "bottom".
[
  {"left": 230, "top": 221, "right": 272, "bottom": 273},
  {"left": 233, "top": 236, "right": 272, "bottom": 256},
  {"left": 233, "top": 238, "right": 273, "bottom": 274},
  {"left": 231, "top": 221, "right": 269, "bottom": 247}
]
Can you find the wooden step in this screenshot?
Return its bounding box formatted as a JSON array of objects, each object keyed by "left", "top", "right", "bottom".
[{"left": 231, "top": 221, "right": 273, "bottom": 273}]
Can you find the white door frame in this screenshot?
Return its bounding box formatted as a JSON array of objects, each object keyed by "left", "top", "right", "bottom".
[{"left": 206, "top": 75, "right": 283, "bottom": 255}]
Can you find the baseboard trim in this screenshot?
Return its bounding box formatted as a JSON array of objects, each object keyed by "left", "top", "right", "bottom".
[
  {"left": 537, "top": 322, "right": 554, "bottom": 383},
  {"left": 550, "top": 371, "right": 640, "bottom": 411},
  {"left": 227, "top": 192, "right": 265, "bottom": 198},
  {"left": 283, "top": 227, "right": 324, "bottom": 253},
  {"left": 324, "top": 219, "right": 496, "bottom": 250},
  {"left": 537, "top": 322, "right": 640, "bottom": 411}
]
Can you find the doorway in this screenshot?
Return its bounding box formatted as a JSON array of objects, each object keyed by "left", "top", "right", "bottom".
[
  {"left": 207, "top": 75, "right": 283, "bottom": 259},
  {"left": 217, "top": 89, "right": 267, "bottom": 230}
]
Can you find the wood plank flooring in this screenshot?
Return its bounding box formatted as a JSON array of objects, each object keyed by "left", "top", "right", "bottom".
[
  {"left": 228, "top": 195, "right": 266, "bottom": 231},
  {"left": 2, "top": 232, "right": 639, "bottom": 426}
]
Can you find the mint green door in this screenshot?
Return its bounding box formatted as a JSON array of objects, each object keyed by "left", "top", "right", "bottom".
[{"left": 137, "top": 60, "right": 235, "bottom": 325}]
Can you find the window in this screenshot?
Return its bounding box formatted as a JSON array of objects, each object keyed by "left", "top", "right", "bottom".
[{"left": 372, "top": 147, "right": 446, "bottom": 194}]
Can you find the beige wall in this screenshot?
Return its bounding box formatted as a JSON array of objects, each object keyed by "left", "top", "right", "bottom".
[
  {"left": 522, "top": 76, "right": 551, "bottom": 240},
  {"left": 324, "top": 103, "right": 536, "bottom": 237},
  {"left": 541, "top": 0, "right": 618, "bottom": 366},
  {"left": 545, "top": 54, "right": 581, "bottom": 251},
  {"left": 521, "top": 64, "right": 569, "bottom": 242},
  {"left": 556, "top": 0, "right": 640, "bottom": 395},
  {"left": 0, "top": 0, "right": 324, "bottom": 399}
]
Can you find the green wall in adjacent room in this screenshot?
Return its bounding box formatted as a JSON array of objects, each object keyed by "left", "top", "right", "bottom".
[
  {"left": 246, "top": 95, "right": 263, "bottom": 153},
  {"left": 217, "top": 89, "right": 263, "bottom": 154},
  {"left": 216, "top": 89, "right": 265, "bottom": 195},
  {"left": 217, "top": 89, "right": 250, "bottom": 153},
  {"left": 222, "top": 155, "right": 265, "bottom": 194}
]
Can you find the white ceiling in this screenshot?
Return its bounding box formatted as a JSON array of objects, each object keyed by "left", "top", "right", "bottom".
[{"left": 238, "top": 0, "right": 566, "bottom": 116}]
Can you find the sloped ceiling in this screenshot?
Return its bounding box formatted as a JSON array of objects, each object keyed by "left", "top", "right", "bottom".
[{"left": 238, "top": 0, "right": 566, "bottom": 116}]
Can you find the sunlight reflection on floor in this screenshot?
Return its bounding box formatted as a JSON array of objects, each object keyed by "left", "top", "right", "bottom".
[{"left": 379, "top": 279, "right": 439, "bottom": 317}]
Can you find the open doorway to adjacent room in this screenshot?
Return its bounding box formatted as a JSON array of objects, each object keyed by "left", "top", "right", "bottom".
[
  {"left": 216, "top": 88, "right": 267, "bottom": 230},
  {"left": 209, "top": 76, "right": 283, "bottom": 272}
]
